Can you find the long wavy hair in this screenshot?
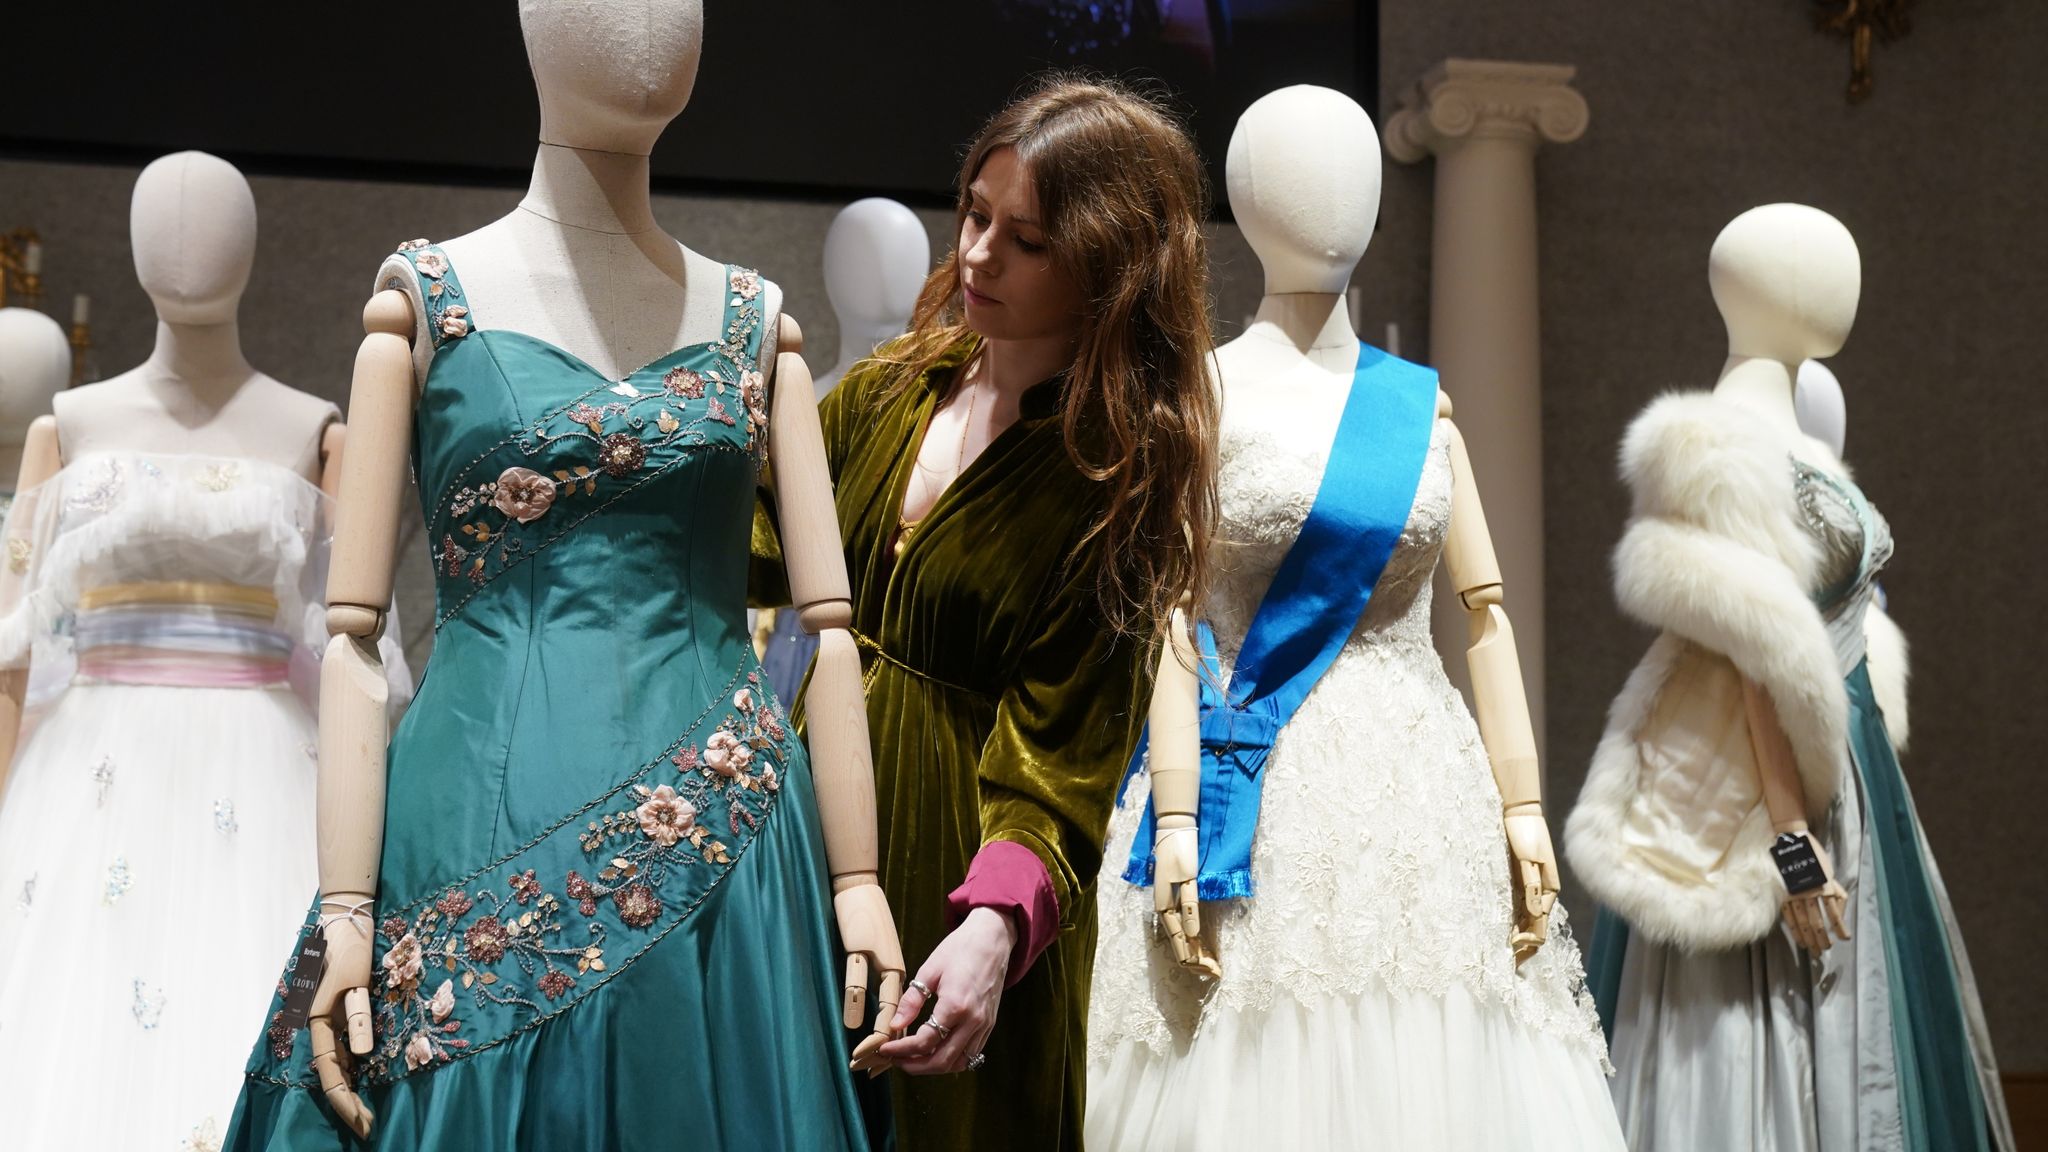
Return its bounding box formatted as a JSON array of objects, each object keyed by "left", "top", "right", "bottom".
[{"left": 878, "top": 74, "right": 1218, "bottom": 645}]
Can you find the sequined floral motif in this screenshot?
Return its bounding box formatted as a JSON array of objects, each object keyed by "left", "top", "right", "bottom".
[
  {"left": 213, "top": 799, "right": 239, "bottom": 835},
  {"left": 90, "top": 756, "right": 115, "bottom": 807},
  {"left": 17, "top": 874, "right": 35, "bottom": 912},
  {"left": 181, "top": 1118, "right": 223, "bottom": 1152},
  {"left": 198, "top": 463, "right": 242, "bottom": 493},
  {"left": 65, "top": 457, "right": 125, "bottom": 515},
  {"left": 131, "top": 978, "right": 166, "bottom": 1029},
  {"left": 364, "top": 668, "right": 791, "bottom": 1080},
  {"left": 5, "top": 536, "right": 29, "bottom": 575},
  {"left": 102, "top": 857, "right": 134, "bottom": 906}
]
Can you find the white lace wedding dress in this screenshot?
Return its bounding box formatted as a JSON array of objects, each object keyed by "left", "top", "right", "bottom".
[
  {"left": 1088, "top": 402, "right": 1624, "bottom": 1151},
  {"left": 0, "top": 453, "right": 410, "bottom": 1151}
]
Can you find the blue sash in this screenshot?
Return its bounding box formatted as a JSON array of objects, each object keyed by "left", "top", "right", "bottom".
[{"left": 1121, "top": 343, "right": 1440, "bottom": 899}]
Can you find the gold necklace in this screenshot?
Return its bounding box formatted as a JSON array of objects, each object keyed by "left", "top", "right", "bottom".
[{"left": 896, "top": 379, "right": 977, "bottom": 560}]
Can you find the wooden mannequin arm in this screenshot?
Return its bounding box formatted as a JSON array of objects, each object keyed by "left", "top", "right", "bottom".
[
  {"left": 325, "top": 291, "right": 415, "bottom": 640},
  {"left": 765, "top": 315, "right": 875, "bottom": 882},
  {"left": 1442, "top": 405, "right": 1557, "bottom": 960},
  {"left": 1742, "top": 675, "right": 1810, "bottom": 835},
  {"left": 1147, "top": 605, "right": 1202, "bottom": 829},
  {"left": 1441, "top": 408, "right": 1540, "bottom": 813},
  {"left": 318, "top": 290, "right": 417, "bottom": 899},
  {"left": 765, "top": 315, "right": 904, "bottom": 1059},
  {"left": 0, "top": 416, "right": 63, "bottom": 796}
]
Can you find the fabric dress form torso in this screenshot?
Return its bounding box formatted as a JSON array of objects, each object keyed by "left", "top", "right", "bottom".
[
  {"left": 1087, "top": 372, "right": 1626, "bottom": 1151},
  {"left": 227, "top": 245, "right": 877, "bottom": 1151},
  {"left": 1595, "top": 451, "right": 2014, "bottom": 1152}
]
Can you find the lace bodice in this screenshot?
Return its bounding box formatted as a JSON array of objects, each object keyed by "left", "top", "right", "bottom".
[
  {"left": 1207, "top": 407, "right": 1448, "bottom": 665},
  {"left": 1092, "top": 391, "right": 1607, "bottom": 1066}
]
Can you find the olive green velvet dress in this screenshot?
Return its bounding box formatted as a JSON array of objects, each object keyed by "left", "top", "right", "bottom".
[{"left": 753, "top": 335, "right": 1151, "bottom": 1152}]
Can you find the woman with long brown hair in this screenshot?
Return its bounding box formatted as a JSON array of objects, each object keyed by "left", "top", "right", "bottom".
[{"left": 753, "top": 75, "right": 1217, "bottom": 1150}]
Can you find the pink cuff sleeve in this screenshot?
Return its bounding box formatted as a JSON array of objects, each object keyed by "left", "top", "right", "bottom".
[{"left": 944, "top": 840, "right": 1060, "bottom": 987}]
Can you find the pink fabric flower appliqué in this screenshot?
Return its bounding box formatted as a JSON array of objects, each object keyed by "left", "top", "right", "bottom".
[
  {"left": 635, "top": 785, "right": 697, "bottom": 847},
  {"left": 491, "top": 467, "right": 557, "bottom": 524}
]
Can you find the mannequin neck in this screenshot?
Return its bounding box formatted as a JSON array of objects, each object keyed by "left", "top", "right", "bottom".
[
  {"left": 1241, "top": 292, "right": 1359, "bottom": 372},
  {"left": 519, "top": 143, "right": 659, "bottom": 236},
  {"left": 145, "top": 319, "right": 255, "bottom": 403},
  {"left": 1713, "top": 355, "right": 1801, "bottom": 432}
]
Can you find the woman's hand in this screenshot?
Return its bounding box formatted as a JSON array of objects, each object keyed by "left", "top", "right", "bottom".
[
  {"left": 1153, "top": 820, "right": 1219, "bottom": 977},
  {"left": 1777, "top": 828, "right": 1851, "bottom": 954},
  {"left": 875, "top": 906, "right": 1014, "bottom": 1074},
  {"left": 1503, "top": 806, "right": 1561, "bottom": 965},
  {"left": 307, "top": 901, "right": 378, "bottom": 1139}
]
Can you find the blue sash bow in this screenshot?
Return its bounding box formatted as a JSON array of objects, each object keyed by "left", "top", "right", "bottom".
[{"left": 1121, "top": 343, "right": 1439, "bottom": 899}]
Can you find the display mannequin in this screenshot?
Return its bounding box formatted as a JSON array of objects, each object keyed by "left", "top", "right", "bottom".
[
  {"left": 0, "top": 307, "right": 70, "bottom": 495},
  {"left": 0, "top": 151, "right": 356, "bottom": 1150},
  {"left": 223, "top": 2, "right": 902, "bottom": 1146},
  {"left": 1795, "top": 358, "right": 1847, "bottom": 457},
  {"left": 1569, "top": 204, "right": 2011, "bottom": 1151},
  {"left": 1088, "top": 85, "right": 1620, "bottom": 1151},
  {"left": 758, "top": 199, "right": 930, "bottom": 702},
  {"left": 814, "top": 198, "right": 930, "bottom": 398}
]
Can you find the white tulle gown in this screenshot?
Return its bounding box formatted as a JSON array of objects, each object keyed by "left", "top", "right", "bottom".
[
  {"left": 1087, "top": 409, "right": 1624, "bottom": 1151},
  {"left": 0, "top": 453, "right": 409, "bottom": 1151}
]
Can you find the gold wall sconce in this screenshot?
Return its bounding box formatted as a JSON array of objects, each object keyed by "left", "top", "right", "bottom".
[
  {"left": 1815, "top": 0, "right": 1913, "bottom": 103},
  {"left": 0, "top": 230, "right": 44, "bottom": 309}
]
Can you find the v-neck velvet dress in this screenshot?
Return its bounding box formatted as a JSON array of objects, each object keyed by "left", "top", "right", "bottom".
[
  {"left": 226, "top": 244, "right": 876, "bottom": 1150},
  {"left": 752, "top": 335, "right": 1153, "bottom": 1152}
]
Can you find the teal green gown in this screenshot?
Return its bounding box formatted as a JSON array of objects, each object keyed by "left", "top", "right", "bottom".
[{"left": 227, "top": 246, "right": 877, "bottom": 1150}]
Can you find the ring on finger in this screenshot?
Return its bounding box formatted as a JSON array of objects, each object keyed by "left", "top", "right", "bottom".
[
  {"left": 967, "top": 1052, "right": 988, "bottom": 1071},
  {"left": 907, "top": 978, "right": 934, "bottom": 999},
  {"left": 928, "top": 1021, "right": 953, "bottom": 1041}
]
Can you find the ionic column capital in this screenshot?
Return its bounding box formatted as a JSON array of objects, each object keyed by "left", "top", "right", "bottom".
[{"left": 1384, "top": 59, "right": 1590, "bottom": 163}]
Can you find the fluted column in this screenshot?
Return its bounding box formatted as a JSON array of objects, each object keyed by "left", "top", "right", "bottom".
[{"left": 1386, "top": 59, "right": 1588, "bottom": 764}]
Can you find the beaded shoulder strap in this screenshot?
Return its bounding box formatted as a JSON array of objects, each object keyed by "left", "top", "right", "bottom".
[{"left": 392, "top": 239, "right": 474, "bottom": 351}]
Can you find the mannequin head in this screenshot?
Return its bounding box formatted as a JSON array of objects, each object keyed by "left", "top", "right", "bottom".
[
  {"left": 1709, "top": 204, "right": 1860, "bottom": 365},
  {"left": 1795, "top": 359, "right": 1847, "bottom": 456},
  {"left": 521, "top": 0, "right": 704, "bottom": 156},
  {"left": 131, "top": 151, "right": 255, "bottom": 326},
  {"left": 1226, "top": 85, "right": 1381, "bottom": 296},
  {"left": 824, "top": 199, "right": 930, "bottom": 345},
  {"left": 0, "top": 307, "right": 71, "bottom": 442}
]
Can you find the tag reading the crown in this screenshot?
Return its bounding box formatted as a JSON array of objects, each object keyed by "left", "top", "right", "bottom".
[
  {"left": 1772, "top": 833, "right": 1826, "bottom": 896},
  {"left": 277, "top": 933, "right": 328, "bottom": 1029}
]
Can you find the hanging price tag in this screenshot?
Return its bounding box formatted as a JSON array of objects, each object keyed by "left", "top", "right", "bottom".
[
  {"left": 1771, "top": 833, "right": 1826, "bottom": 896},
  {"left": 277, "top": 933, "right": 329, "bottom": 1029}
]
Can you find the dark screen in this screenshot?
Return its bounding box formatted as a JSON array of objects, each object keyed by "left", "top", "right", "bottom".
[{"left": 2, "top": 1, "right": 1372, "bottom": 205}]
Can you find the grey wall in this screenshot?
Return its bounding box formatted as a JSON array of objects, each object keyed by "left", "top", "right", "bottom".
[{"left": 2, "top": 0, "right": 2042, "bottom": 1070}]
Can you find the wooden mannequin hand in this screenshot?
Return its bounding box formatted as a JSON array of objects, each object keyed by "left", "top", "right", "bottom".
[
  {"left": 1776, "top": 826, "right": 1851, "bottom": 954},
  {"left": 833, "top": 877, "right": 907, "bottom": 1074},
  {"left": 1503, "top": 807, "right": 1561, "bottom": 964},
  {"left": 876, "top": 906, "right": 1013, "bottom": 1075},
  {"left": 308, "top": 903, "right": 377, "bottom": 1138},
  {"left": 1153, "top": 818, "right": 1219, "bottom": 977}
]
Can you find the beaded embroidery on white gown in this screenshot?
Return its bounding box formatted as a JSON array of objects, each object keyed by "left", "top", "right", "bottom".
[
  {"left": 1088, "top": 403, "right": 1623, "bottom": 1151},
  {"left": 0, "top": 453, "right": 410, "bottom": 1152}
]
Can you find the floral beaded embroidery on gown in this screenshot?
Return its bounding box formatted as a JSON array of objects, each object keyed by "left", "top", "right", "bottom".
[
  {"left": 227, "top": 245, "right": 875, "bottom": 1151},
  {"left": 1088, "top": 396, "right": 1624, "bottom": 1151}
]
